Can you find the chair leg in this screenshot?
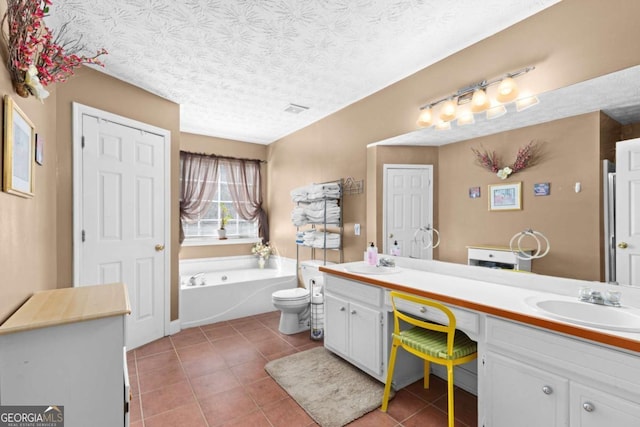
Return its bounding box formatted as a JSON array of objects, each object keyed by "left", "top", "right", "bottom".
[
  {"left": 447, "top": 364, "right": 455, "bottom": 427},
  {"left": 381, "top": 339, "right": 400, "bottom": 412},
  {"left": 423, "top": 360, "right": 430, "bottom": 389}
]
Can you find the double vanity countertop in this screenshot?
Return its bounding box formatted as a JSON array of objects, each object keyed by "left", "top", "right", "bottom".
[{"left": 319, "top": 260, "right": 640, "bottom": 354}]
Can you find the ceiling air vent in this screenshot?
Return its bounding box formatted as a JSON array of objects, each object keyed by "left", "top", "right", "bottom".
[{"left": 284, "top": 103, "right": 309, "bottom": 114}]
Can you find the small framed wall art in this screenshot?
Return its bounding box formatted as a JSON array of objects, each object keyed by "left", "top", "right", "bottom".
[
  {"left": 488, "top": 182, "right": 522, "bottom": 211},
  {"left": 35, "top": 134, "right": 44, "bottom": 165},
  {"left": 3, "top": 95, "right": 36, "bottom": 198},
  {"left": 534, "top": 182, "right": 550, "bottom": 196}
]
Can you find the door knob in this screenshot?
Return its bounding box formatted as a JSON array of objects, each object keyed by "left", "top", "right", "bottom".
[
  {"left": 388, "top": 233, "right": 394, "bottom": 238},
  {"left": 618, "top": 242, "right": 629, "bottom": 249},
  {"left": 155, "top": 244, "right": 165, "bottom": 252}
]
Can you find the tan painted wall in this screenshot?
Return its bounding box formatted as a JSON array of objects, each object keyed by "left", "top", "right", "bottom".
[
  {"left": 266, "top": 0, "right": 640, "bottom": 281},
  {"left": 179, "top": 132, "right": 268, "bottom": 260},
  {"left": 0, "top": 19, "right": 58, "bottom": 321},
  {"left": 437, "top": 113, "right": 602, "bottom": 280},
  {"left": 54, "top": 67, "right": 181, "bottom": 320}
]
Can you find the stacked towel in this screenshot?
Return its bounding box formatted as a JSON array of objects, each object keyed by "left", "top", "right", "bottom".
[
  {"left": 290, "top": 182, "right": 342, "bottom": 202},
  {"left": 290, "top": 185, "right": 311, "bottom": 202},
  {"left": 304, "top": 200, "right": 340, "bottom": 224},
  {"left": 297, "top": 230, "right": 341, "bottom": 249},
  {"left": 291, "top": 200, "right": 341, "bottom": 226},
  {"left": 305, "top": 183, "right": 341, "bottom": 200},
  {"left": 291, "top": 206, "right": 306, "bottom": 226}
]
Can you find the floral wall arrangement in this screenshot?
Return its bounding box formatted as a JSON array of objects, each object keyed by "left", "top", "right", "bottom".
[
  {"left": 471, "top": 140, "right": 543, "bottom": 180},
  {"left": 1, "top": 0, "right": 107, "bottom": 101}
]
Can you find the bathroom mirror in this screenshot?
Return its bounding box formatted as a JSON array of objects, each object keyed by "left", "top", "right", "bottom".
[{"left": 366, "top": 65, "right": 640, "bottom": 285}]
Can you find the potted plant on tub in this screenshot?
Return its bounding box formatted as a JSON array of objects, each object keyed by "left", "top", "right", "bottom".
[{"left": 218, "top": 203, "right": 232, "bottom": 240}]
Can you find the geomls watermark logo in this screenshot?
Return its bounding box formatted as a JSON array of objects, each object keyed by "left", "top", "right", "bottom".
[{"left": 0, "top": 406, "right": 64, "bottom": 427}]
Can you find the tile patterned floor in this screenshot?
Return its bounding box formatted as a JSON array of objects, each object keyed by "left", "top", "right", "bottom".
[{"left": 127, "top": 311, "right": 478, "bottom": 427}]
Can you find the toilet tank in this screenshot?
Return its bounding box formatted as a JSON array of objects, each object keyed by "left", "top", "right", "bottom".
[{"left": 300, "top": 260, "right": 334, "bottom": 288}]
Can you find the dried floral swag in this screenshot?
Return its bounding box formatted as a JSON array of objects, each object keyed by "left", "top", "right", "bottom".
[
  {"left": 1, "top": 0, "right": 107, "bottom": 100},
  {"left": 471, "top": 141, "right": 543, "bottom": 179}
]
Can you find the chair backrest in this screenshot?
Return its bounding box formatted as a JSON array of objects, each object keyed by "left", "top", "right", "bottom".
[{"left": 389, "top": 291, "right": 458, "bottom": 357}]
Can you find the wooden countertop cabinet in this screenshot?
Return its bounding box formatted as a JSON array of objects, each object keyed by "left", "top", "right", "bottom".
[{"left": 0, "top": 283, "right": 131, "bottom": 427}]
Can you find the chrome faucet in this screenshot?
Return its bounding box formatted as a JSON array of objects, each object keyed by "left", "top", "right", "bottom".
[
  {"left": 579, "top": 289, "right": 621, "bottom": 307},
  {"left": 188, "top": 272, "right": 205, "bottom": 286}
]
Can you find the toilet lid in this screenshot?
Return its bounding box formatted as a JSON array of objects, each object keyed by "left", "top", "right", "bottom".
[{"left": 273, "top": 288, "right": 310, "bottom": 301}]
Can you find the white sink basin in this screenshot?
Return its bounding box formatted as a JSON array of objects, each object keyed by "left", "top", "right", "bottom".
[{"left": 526, "top": 296, "right": 640, "bottom": 332}]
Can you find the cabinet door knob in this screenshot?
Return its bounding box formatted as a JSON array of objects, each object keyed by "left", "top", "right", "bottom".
[
  {"left": 488, "top": 254, "right": 494, "bottom": 258},
  {"left": 618, "top": 242, "right": 629, "bottom": 249},
  {"left": 155, "top": 244, "right": 165, "bottom": 252},
  {"left": 339, "top": 307, "right": 345, "bottom": 311},
  {"left": 351, "top": 310, "right": 356, "bottom": 314},
  {"left": 541, "top": 386, "right": 553, "bottom": 395},
  {"left": 583, "top": 402, "right": 595, "bottom": 412},
  {"left": 419, "top": 307, "right": 427, "bottom": 313}
]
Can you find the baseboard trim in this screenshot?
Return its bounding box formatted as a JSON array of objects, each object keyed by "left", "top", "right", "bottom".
[{"left": 169, "top": 319, "right": 181, "bottom": 335}]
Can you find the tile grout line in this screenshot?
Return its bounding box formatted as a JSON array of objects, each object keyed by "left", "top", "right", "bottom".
[{"left": 175, "top": 326, "right": 212, "bottom": 427}]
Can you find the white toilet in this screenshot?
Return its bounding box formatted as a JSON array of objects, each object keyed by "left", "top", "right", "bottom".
[{"left": 272, "top": 260, "right": 331, "bottom": 334}]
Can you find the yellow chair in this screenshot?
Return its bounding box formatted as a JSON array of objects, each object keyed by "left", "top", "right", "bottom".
[{"left": 381, "top": 291, "right": 477, "bottom": 427}]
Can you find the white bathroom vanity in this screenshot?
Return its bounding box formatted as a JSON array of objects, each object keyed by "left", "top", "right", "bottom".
[{"left": 320, "top": 259, "right": 640, "bottom": 427}]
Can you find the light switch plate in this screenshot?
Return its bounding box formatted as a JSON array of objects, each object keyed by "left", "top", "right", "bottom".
[{"left": 354, "top": 223, "right": 361, "bottom": 235}]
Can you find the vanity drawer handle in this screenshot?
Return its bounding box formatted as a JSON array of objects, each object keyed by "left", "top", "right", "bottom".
[
  {"left": 542, "top": 386, "right": 553, "bottom": 395},
  {"left": 339, "top": 307, "right": 345, "bottom": 311},
  {"left": 583, "top": 402, "right": 595, "bottom": 412},
  {"left": 351, "top": 309, "right": 357, "bottom": 315}
]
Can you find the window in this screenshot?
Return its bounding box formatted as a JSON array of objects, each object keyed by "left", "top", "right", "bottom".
[{"left": 182, "top": 163, "right": 259, "bottom": 239}]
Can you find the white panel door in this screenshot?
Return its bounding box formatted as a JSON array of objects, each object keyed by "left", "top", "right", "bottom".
[
  {"left": 80, "top": 115, "right": 166, "bottom": 349},
  {"left": 616, "top": 137, "right": 640, "bottom": 286},
  {"left": 383, "top": 165, "right": 433, "bottom": 259}
]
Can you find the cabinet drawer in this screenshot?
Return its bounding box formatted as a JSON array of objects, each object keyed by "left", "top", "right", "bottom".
[
  {"left": 468, "top": 248, "right": 517, "bottom": 264},
  {"left": 388, "top": 292, "right": 479, "bottom": 339},
  {"left": 325, "top": 276, "right": 382, "bottom": 307},
  {"left": 486, "top": 317, "right": 640, "bottom": 396}
]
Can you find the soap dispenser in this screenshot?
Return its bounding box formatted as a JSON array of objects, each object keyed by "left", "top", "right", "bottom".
[
  {"left": 367, "top": 242, "right": 378, "bottom": 266},
  {"left": 391, "top": 240, "right": 401, "bottom": 256}
]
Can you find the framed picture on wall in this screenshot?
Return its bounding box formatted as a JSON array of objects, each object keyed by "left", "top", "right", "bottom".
[
  {"left": 3, "top": 95, "right": 36, "bottom": 198},
  {"left": 488, "top": 182, "right": 522, "bottom": 211}
]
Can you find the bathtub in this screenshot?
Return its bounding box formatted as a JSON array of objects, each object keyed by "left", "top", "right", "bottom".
[{"left": 179, "top": 256, "right": 297, "bottom": 328}]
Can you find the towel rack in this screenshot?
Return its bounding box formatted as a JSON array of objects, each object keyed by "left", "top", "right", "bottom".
[
  {"left": 509, "top": 228, "right": 550, "bottom": 260},
  {"left": 412, "top": 225, "right": 440, "bottom": 249},
  {"left": 343, "top": 176, "right": 364, "bottom": 195}
]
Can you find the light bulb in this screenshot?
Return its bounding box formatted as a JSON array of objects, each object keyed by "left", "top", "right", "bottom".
[
  {"left": 496, "top": 77, "right": 519, "bottom": 103},
  {"left": 417, "top": 108, "right": 434, "bottom": 127},
  {"left": 470, "top": 89, "right": 490, "bottom": 113},
  {"left": 439, "top": 99, "right": 457, "bottom": 122},
  {"left": 434, "top": 120, "right": 451, "bottom": 130}
]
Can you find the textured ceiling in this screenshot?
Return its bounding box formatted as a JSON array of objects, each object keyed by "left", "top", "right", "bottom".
[{"left": 45, "top": 0, "right": 560, "bottom": 144}]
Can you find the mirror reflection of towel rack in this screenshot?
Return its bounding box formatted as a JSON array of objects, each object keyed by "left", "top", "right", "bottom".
[
  {"left": 509, "top": 229, "right": 550, "bottom": 260},
  {"left": 412, "top": 225, "right": 440, "bottom": 250}
]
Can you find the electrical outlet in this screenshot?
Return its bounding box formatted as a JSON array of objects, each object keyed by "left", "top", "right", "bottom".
[{"left": 354, "top": 223, "right": 361, "bottom": 236}]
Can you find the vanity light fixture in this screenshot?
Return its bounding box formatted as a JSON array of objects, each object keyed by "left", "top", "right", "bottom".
[{"left": 416, "top": 66, "right": 538, "bottom": 129}]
